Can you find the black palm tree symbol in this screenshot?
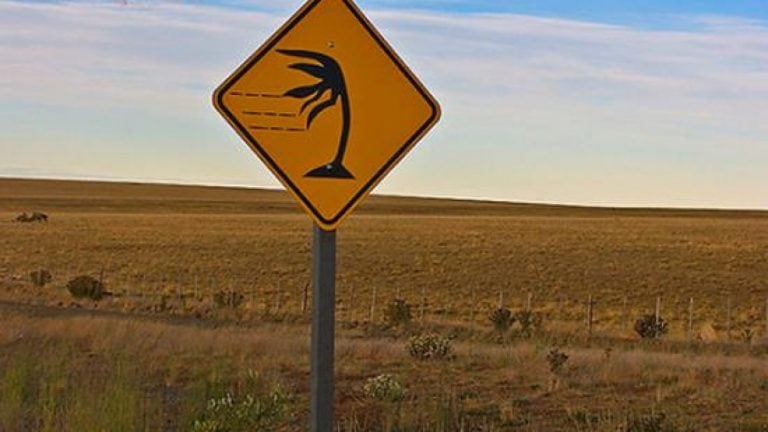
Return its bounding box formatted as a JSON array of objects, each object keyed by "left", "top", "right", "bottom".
[{"left": 279, "top": 49, "right": 354, "bottom": 179}]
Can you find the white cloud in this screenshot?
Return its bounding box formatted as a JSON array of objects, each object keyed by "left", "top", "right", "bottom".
[{"left": 1, "top": 0, "right": 767, "bottom": 208}]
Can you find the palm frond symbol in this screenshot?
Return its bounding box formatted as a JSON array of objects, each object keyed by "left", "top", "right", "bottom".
[{"left": 279, "top": 49, "right": 354, "bottom": 179}]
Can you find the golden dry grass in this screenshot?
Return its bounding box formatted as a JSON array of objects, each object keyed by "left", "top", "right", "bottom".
[
  {"left": 1, "top": 174, "right": 767, "bottom": 429},
  {"left": 2, "top": 178, "right": 768, "bottom": 339},
  {"left": 1, "top": 305, "right": 767, "bottom": 430}
]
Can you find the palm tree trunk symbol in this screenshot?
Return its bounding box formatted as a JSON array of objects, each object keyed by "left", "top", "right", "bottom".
[{"left": 279, "top": 49, "right": 354, "bottom": 179}]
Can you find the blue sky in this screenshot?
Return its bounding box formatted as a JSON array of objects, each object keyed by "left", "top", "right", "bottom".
[
  {"left": 1, "top": 0, "right": 767, "bottom": 209},
  {"left": 195, "top": 0, "right": 768, "bottom": 19}
]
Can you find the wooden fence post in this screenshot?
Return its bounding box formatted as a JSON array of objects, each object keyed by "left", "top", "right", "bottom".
[
  {"left": 370, "top": 285, "right": 377, "bottom": 323},
  {"left": 177, "top": 273, "right": 183, "bottom": 305},
  {"left": 688, "top": 297, "right": 694, "bottom": 343},
  {"left": 655, "top": 296, "right": 661, "bottom": 327},
  {"left": 726, "top": 295, "right": 732, "bottom": 341},
  {"left": 420, "top": 284, "right": 426, "bottom": 324},
  {"left": 470, "top": 284, "right": 476, "bottom": 325},
  {"left": 765, "top": 297, "right": 768, "bottom": 338},
  {"left": 274, "top": 280, "right": 281, "bottom": 314},
  {"left": 349, "top": 286, "right": 355, "bottom": 323},
  {"left": 587, "top": 295, "right": 594, "bottom": 336},
  {"left": 622, "top": 296, "right": 629, "bottom": 330},
  {"left": 498, "top": 288, "right": 504, "bottom": 310},
  {"left": 302, "top": 282, "right": 309, "bottom": 314},
  {"left": 526, "top": 292, "right": 532, "bottom": 312}
]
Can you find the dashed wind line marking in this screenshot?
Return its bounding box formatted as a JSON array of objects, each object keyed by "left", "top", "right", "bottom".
[
  {"left": 243, "top": 111, "right": 297, "bottom": 118},
  {"left": 232, "top": 92, "right": 283, "bottom": 99},
  {"left": 249, "top": 125, "right": 305, "bottom": 133}
]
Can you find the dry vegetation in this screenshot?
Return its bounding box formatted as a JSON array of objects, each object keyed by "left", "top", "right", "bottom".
[{"left": 1, "top": 178, "right": 768, "bottom": 430}]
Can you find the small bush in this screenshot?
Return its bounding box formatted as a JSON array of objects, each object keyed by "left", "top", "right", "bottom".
[
  {"left": 192, "top": 387, "right": 290, "bottom": 432},
  {"left": 384, "top": 299, "right": 412, "bottom": 326},
  {"left": 634, "top": 314, "right": 668, "bottom": 339},
  {"left": 192, "top": 370, "right": 294, "bottom": 432},
  {"left": 515, "top": 310, "right": 542, "bottom": 336},
  {"left": 213, "top": 291, "right": 244, "bottom": 308},
  {"left": 363, "top": 374, "right": 405, "bottom": 402},
  {"left": 741, "top": 328, "right": 755, "bottom": 344},
  {"left": 488, "top": 308, "right": 514, "bottom": 332},
  {"left": 407, "top": 333, "right": 452, "bottom": 360},
  {"left": 546, "top": 347, "right": 569, "bottom": 374},
  {"left": 29, "top": 269, "right": 52, "bottom": 287},
  {"left": 626, "top": 411, "right": 672, "bottom": 432},
  {"left": 66, "top": 275, "right": 104, "bottom": 301}
]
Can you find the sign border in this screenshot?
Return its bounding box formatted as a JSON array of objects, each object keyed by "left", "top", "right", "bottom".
[{"left": 213, "top": 0, "right": 441, "bottom": 231}]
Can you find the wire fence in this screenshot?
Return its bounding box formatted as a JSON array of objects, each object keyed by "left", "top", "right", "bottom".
[{"left": 2, "top": 264, "right": 768, "bottom": 343}]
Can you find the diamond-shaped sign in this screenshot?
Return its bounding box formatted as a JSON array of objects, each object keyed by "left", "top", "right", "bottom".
[{"left": 213, "top": 0, "right": 441, "bottom": 231}]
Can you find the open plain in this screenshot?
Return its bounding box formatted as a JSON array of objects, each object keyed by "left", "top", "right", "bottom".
[{"left": 1, "top": 178, "right": 767, "bottom": 431}]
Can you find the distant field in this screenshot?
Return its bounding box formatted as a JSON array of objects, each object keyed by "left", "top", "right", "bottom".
[
  {"left": 1, "top": 177, "right": 768, "bottom": 337},
  {"left": 2, "top": 177, "right": 768, "bottom": 431}
]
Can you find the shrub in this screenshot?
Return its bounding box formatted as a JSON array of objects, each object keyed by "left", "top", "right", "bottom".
[
  {"left": 192, "top": 371, "right": 292, "bottom": 432},
  {"left": 626, "top": 411, "right": 672, "bottom": 432},
  {"left": 634, "top": 314, "right": 668, "bottom": 339},
  {"left": 741, "top": 327, "right": 755, "bottom": 344},
  {"left": 213, "top": 291, "right": 245, "bottom": 308},
  {"left": 407, "top": 333, "right": 452, "bottom": 360},
  {"left": 66, "top": 275, "right": 104, "bottom": 301},
  {"left": 384, "top": 299, "right": 412, "bottom": 326},
  {"left": 515, "top": 310, "right": 542, "bottom": 336},
  {"left": 363, "top": 374, "right": 405, "bottom": 402},
  {"left": 546, "top": 348, "right": 569, "bottom": 375},
  {"left": 488, "top": 308, "right": 514, "bottom": 332},
  {"left": 29, "top": 269, "right": 52, "bottom": 287},
  {"left": 192, "top": 386, "right": 290, "bottom": 432}
]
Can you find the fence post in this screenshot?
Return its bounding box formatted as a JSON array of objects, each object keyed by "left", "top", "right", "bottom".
[
  {"left": 302, "top": 282, "right": 309, "bottom": 315},
  {"left": 194, "top": 273, "right": 199, "bottom": 300},
  {"left": 526, "top": 292, "right": 532, "bottom": 312},
  {"left": 655, "top": 296, "right": 661, "bottom": 328},
  {"left": 498, "top": 288, "right": 504, "bottom": 310},
  {"left": 470, "top": 284, "right": 476, "bottom": 325},
  {"left": 726, "top": 295, "right": 732, "bottom": 342},
  {"left": 587, "top": 294, "right": 594, "bottom": 336},
  {"left": 274, "top": 280, "right": 282, "bottom": 314},
  {"left": 350, "top": 286, "right": 357, "bottom": 322},
  {"left": 688, "top": 297, "right": 694, "bottom": 343},
  {"left": 622, "top": 296, "right": 629, "bottom": 330},
  {"left": 178, "top": 273, "right": 184, "bottom": 306},
  {"left": 369, "top": 285, "right": 377, "bottom": 323},
  {"left": 419, "top": 284, "right": 426, "bottom": 324}
]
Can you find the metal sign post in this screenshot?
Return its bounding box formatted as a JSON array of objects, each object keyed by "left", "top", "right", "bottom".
[{"left": 311, "top": 224, "right": 335, "bottom": 432}]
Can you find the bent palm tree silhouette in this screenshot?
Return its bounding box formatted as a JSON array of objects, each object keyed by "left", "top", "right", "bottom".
[{"left": 279, "top": 49, "right": 354, "bottom": 179}]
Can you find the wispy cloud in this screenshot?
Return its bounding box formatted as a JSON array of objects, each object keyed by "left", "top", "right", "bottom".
[{"left": 1, "top": 0, "right": 767, "bottom": 208}]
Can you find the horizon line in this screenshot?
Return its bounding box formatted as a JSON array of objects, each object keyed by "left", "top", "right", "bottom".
[{"left": 3, "top": 174, "right": 768, "bottom": 214}]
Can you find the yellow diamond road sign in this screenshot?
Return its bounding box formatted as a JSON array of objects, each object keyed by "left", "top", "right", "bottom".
[{"left": 213, "top": 0, "right": 441, "bottom": 231}]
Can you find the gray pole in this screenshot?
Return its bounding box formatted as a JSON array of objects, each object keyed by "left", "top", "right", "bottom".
[{"left": 311, "top": 224, "right": 336, "bottom": 432}]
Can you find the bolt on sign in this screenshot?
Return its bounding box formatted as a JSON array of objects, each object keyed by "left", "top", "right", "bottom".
[{"left": 213, "top": 0, "right": 441, "bottom": 231}]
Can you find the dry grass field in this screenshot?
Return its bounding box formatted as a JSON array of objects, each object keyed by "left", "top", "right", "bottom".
[
  {"left": 1, "top": 177, "right": 768, "bottom": 430},
  {"left": 2, "top": 178, "right": 767, "bottom": 336}
]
